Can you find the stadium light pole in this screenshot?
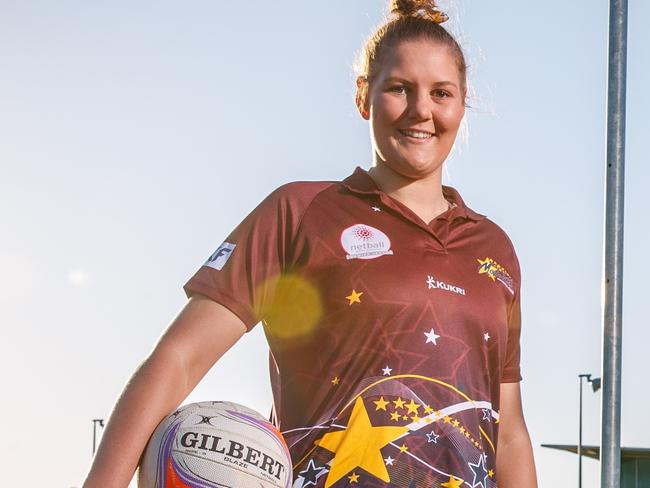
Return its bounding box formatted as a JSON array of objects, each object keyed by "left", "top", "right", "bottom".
[
  {"left": 579, "top": 374, "right": 601, "bottom": 488},
  {"left": 601, "top": 0, "right": 627, "bottom": 487},
  {"left": 92, "top": 418, "right": 104, "bottom": 455}
]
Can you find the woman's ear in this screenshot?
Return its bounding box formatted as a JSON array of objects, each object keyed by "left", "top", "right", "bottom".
[{"left": 355, "top": 76, "right": 370, "bottom": 120}]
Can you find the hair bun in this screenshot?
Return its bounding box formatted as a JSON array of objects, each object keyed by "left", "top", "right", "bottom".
[{"left": 390, "top": 0, "right": 449, "bottom": 24}]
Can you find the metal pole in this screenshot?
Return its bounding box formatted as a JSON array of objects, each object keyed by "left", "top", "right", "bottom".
[
  {"left": 579, "top": 375, "right": 584, "bottom": 488},
  {"left": 92, "top": 419, "right": 104, "bottom": 456},
  {"left": 601, "top": 0, "right": 627, "bottom": 487}
]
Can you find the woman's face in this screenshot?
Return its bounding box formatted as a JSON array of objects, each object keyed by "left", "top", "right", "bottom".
[{"left": 360, "top": 39, "right": 466, "bottom": 181}]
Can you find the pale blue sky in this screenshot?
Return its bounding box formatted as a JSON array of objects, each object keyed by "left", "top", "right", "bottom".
[{"left": 1, "top": 1, "right": 649, "bottom": 487}]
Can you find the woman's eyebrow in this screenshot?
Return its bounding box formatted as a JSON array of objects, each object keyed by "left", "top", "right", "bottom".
[{"left": 382, "top": 76, "right": 459, "bottom": 89}]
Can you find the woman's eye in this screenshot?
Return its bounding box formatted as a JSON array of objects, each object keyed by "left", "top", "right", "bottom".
[
  {"left": 433, "top": 89, "right": 451, "bottom": 98},
  {"left": 389, "top": 85, "right": 407, "bottom": 94}
]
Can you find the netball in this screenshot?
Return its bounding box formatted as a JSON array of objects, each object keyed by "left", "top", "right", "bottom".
[{"left": 138, "top": 401, "right": 292, "bottom": 488}]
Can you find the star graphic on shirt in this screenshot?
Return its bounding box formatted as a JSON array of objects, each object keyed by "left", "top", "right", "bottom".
[
  {"left": 484, "top": 332, "right": 490, "bottom": 342},
  {"left": 384, "top": 456, "right": 394, "bottom": 466},
  {"left": 374, "top": 397, "right": 389, "bottom": 411},
  {"left": 298, "top": 459, "right": 326, "bottom": 486},
  {"left": 315, "top": 397, "right": 408, "bottom": 488},
  {"left": 488, "top": 469, "right": 495, "bottom": 478},
  {"left": 382, "top": 365, "right": 392, "bottom": 376},
  {"left": 482, "top": 408, "right": 491, "bottom": 421},
  {"left": 468, "top": 453, "right": 489, "bottom": 488},
  {"left": 348, "top": 472, "right": 360, "bottom": 483},
  {"left": 398, "top": 444, "right": 409, "bottom": 453},
  {"left": 331, "top": 376, "right": 340, "bottom": 385},
  {"left": 424, "top": 328, "right": 440, "bottom": 345},
  {"left": 390, "top": 411, "right": 401, "bottom": 421},
  {"left": 477, "top": 257, "right": 497, "bottom": 281},
  {"left": 393, "top": 397, "right": 406, "bottom": 409},
  {"left": 371, "top": 206, "right": 381, "bottom": 212},
  {"left": 426, "top": 430, "right": 439, "bottom": 443},
  {"left": 441, "top": 475, "right": 464, "bottom": 488},
  {"left": 423, "top": 404, "right": 433, "bottom": 415},
  {"left": 346, "top": 290, "right": 363, "bottom": 305},
  {"left": 405, "top": 399, "right": 420, "bottom": 414},
  {"left": 452, "top": 419, "right": 460, "bottom": 427}
]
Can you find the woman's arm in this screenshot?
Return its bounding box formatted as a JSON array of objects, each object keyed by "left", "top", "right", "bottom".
[
  {"left": 495, "top": 382, "right": 538, "bottom": 487},
  {"left": 83, "top": 295, "right": 247, "bottom": 488}
]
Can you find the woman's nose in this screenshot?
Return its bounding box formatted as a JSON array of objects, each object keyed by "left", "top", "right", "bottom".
[{"left": 408, "top": 91, "right": 434, "bottom": 120}]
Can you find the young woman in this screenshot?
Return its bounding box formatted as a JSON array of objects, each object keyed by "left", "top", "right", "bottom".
[{"left": 84, "top": 1, "right": 537, "bottom": 486}]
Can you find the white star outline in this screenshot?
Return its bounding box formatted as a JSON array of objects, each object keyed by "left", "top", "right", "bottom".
[
  {"left": 468, "top": 453, "right": 489, "bottom": 488},
  {"left": 382, "top": 365, "right": 392, "bottom": 376},
  {"left": 384, "top": 456, "right": 394, "bottom": 466},
  {"left": 426, "top": 430, "right": 440, "bottom": 444}
]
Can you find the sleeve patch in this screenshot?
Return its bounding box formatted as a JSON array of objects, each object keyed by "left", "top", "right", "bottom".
[{"left": 204, "top": 242, "right": 237, "bottom": 271}]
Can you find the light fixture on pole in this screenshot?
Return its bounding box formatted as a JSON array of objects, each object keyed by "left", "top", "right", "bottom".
[
  {"left": 578, "top": 374, "right": 601, "bottom": 488},
  {"left": 92, "top": 418, "right": 105, "bottom": 456}
]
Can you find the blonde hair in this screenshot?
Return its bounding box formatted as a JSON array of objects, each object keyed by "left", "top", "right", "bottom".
[{"left": 358, "top": 0, "right": 467, "bottom": 91}]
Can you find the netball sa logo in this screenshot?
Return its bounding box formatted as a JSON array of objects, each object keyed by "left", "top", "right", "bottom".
[{"left": 340, "top": 224, "right": 394, "bottom": 260}]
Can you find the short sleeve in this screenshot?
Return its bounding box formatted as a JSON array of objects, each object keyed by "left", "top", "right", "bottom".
[
  {"left": 183, "top": 182, "right": 328, "bottom": 331},
  {"left": 501, "top": 253, "right": 523, "bottom": 383}
]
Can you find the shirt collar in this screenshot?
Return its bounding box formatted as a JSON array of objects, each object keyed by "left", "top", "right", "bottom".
[{"left": 341, "top": 166, "right": 486, "bottom": 222}]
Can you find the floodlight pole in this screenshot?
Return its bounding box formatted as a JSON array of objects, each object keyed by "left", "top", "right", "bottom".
[
  {"left": 601, "top": 0, "right": 627, "bottom": 487},
  {"left": 92, "top": 419, "right": 104, "bottom": 456}
]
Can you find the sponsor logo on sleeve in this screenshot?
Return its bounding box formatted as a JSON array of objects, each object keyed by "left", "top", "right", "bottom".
[
  {"left": 205, "top": 242, "right": 236, "bottom": 270},
  {"left": 340, "top": 224, "right": 394, "bottom": 260},
  {"left": 477, "top": 257, "right": 515, "bottom": 294}
]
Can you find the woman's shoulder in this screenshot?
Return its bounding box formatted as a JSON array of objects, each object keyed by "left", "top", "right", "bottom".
[{"left": 263, "top": 180, "right": 337, "bottom": 208}]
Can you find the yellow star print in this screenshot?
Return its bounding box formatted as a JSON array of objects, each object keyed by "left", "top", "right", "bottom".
[
  {"left": 331, "top": 376, "right": 340, "bottom": 385},
  {"left": 348, "top": 472, "right": 359, "bottom": 483},
  {"left": 452, "top": 419, "right": 460, "bottom": 427},
  {"left": 316, "top": 397, "right": 408, "bottom": 487},
  {"left": 398, "top": 444, "right": 408, "bottom": 453},
  {"left": 393, "top": 397, "right": 406, "bottom": 409},
  {"left": 423, "top": 404, "right": 434, "bottom": 415},
  {"left": 441, "top": 475, "right": 464, "bottom": 488},
  {"left": 405, "top": 399, "right": 420, "bottom": 415},
  {"left": 373, "top": 397, "right": 389, "bottom": 411},
  {"left": 443, "top": 415, "right": 451, "bottom": 423},
  {"left": 346, "top": 290, "right": 363, "bottom": 305},
  {"left": 390, "top": 411, "right": 401, "bottom": 421}
]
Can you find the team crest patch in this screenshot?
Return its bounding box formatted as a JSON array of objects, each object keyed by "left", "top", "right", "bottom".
[
  {"left": 205, "top": 242, "right": 236, "bottom": 270},
  {"left": 477, "top": 257, "right": 514, "bottom": 295},
  {"left": 340, "top": 224, "right": 393, "bottom": 260}
]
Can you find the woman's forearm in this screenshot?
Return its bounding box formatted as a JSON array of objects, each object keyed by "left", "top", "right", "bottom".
[
  {"left": 82, "top": 347, "right": 190, "bottom": 488},
  {"left": 82, "top": 297, "right": 247, "bottom": 488},
  {"left": 496, "top": 429, "right": 538, "bottom": 488}
]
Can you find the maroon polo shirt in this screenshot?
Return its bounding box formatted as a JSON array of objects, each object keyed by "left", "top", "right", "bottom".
[{"left": 184, "top": 167, "right": 523, "bottom": 488}]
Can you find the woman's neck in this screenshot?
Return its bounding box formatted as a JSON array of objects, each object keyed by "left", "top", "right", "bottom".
[{"left": 367, "top": 161, "right": 449, "bottom": 224}]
